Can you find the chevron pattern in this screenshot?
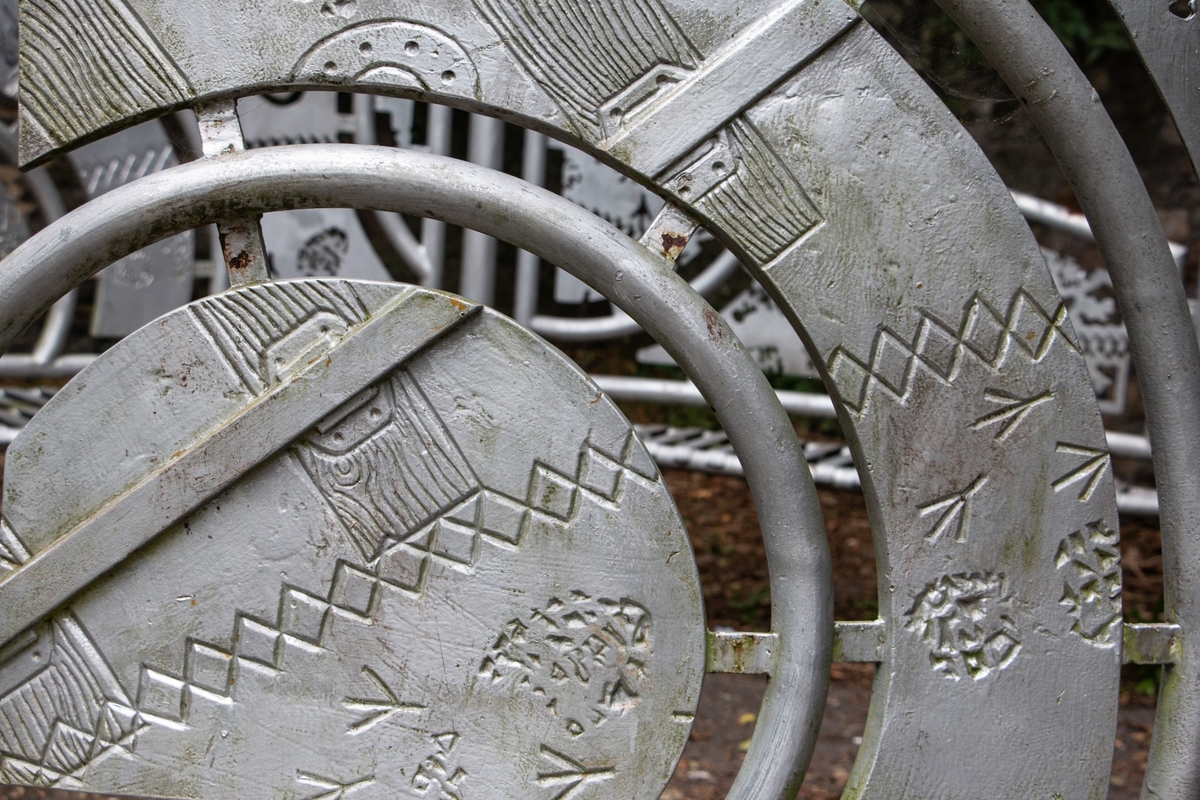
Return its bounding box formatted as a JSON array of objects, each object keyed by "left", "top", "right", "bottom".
[
  {"left": 134, "top": 432, "right": 659, "bottom": 726},
  {"left": 828, "top": 291, "right": 1078, "bottom": 415}
]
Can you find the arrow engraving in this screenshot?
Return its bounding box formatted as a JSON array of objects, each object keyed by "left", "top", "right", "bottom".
[
  {"left": 342, "top": 666, "right": 425, "bottom": 734},
  {"left": 296, "top": 772, "right": 374, "bottom": 800},
  {"left": 971, "top": 390, "right": 1053, "bottom": 441},
  {"left": 919, "top": 475, "right": 989, "bottom": 543},
  {"left": 536, "top": 746, "right": 615, "bottom": 800},
  {"left": 1052, "top": 443, "right": 1111, "bottom": 502}
]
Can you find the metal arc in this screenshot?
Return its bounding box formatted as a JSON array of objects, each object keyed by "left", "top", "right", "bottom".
[
  {"left": 0, "top": 144, "right": 833, "bottom": 800},
  {"left": 932, "top": 1, "right": 1200, "bottom": 795}
]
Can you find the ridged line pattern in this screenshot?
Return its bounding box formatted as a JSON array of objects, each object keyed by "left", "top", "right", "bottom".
[
  {"left": 190, "top": 281, "right": 370, "bottom": 396},
  {"left": 474, "top": 0, "right": 700, "bottom": 138},
  {"left": 697, "top": 118, "right": 823, "bottom": 265},
  {"left": 0, "top": 617, "right": 142, "bottom": 783},
  {"left": 19, "top": 0, "right": 193, "bottom": 142},
  {"left": 296, "top": 371, "right": 480, "bottom": 561}
]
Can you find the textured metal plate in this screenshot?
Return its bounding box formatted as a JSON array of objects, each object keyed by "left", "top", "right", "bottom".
[
  {"left": 0, "top": 279, "right": 703, "bottom": 797},
  {"left": 12, "top": 0, "right": 1122, "bottom": 794},
  {"left": 260, "top": 208, "right": 391, "bottom": 280},
  {"left": 238, "top": 92, "right": 393, "bottom": 282}
]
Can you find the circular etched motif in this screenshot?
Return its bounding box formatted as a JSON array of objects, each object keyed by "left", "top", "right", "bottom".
[{"left": 0, "top": 280, "right": 704, "bottom": 798}]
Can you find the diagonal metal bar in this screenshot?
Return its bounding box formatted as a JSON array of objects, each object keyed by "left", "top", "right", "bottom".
[{"left": 0, "top": 289, "right": 480, "bottom": 648}]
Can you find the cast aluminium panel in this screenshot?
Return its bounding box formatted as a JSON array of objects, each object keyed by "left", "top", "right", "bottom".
[
  {"left": 0, "top": 280, "right": 705, "bottom": 798},
  {"left": 0, "top": 147, "right": 833, "bottom": 798},
  {"left": 13, "top": 0, "right": 1121, "bottom": 795}
]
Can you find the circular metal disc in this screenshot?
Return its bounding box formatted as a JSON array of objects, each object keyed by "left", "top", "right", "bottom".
[{"left": 0, "top": 279, "right": 704, "bottom": 798}]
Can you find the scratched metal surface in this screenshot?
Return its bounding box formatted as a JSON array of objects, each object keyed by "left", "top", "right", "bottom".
[
  {"left": 0, "top": 280, "right": 705, "bottom": 798},
  {"left": 8, "top": 0, "right": 1123, "bottom": 796}
]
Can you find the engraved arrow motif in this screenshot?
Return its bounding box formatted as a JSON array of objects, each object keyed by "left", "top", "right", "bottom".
[
  {"left": 295, "top": 771, "right": 375, "bottom": 800},
  {"left": 919, "top": 475, "right": 989, "bottom": 543},
  {"left": 342, "top": 666, "right": 425, "bottom": 734},
  {"left": 970, "top": 390, "right": 1053, "bottom": 441},
  {"left": 536, "top": 746, "right": 615, "bottom": 800},
  {"left": 1052, "top": 443, "right": 1112, "bottom": 502}
]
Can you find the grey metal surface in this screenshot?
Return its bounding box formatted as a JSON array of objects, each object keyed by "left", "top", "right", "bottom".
[
  {"left": 1, "top": 280, "right": 706, "bottom": 798},
  {"left": 1107, "top": 0, "right": 1200, "bottom": 177},
  {"left": 68, "top": 121, "right": 195, "bottom": 338},
  {"left": 8, "top": 0, "right": 1132, "bottom": 793},
  {"left": 513, "top": 129, "right": 546, "bottom": 324},
  {"left": 635, "top": 419, "right": 1161, "bottom": 516},
  {"left": 0, "top": 145, "right": 833, "bottom": 799},
  {"left": 459, "top": 114, "right": 504, "bottom": 304},
  {"left": 0, "top": 0, "right": 12, "bottom": 100},
  {"left": 195, "top": 99, "right": 270, "bottom": 287},
  {"left": 932, "top": 1, "right": 1200, "bottom": 796}
]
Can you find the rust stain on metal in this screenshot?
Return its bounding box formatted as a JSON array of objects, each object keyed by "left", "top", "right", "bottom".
[
  {"left": 661, "top": 231, "right": 689, "bottom": 260},
  {"left": 703, "top": 308, "right": 723, "bottom": 343},
  {"left": 227, "top": 250, "right": 252, "bottom": 272}
]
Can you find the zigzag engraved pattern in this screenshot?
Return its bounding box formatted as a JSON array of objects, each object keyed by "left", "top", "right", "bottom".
[
  {"left": 0, "top": 617, "right": 146, "bottom": 788},
  {"left": 474, "top": 0, "right": 700, "bottom": 139},
  {"left": 133, "top": 431, "right": 659, "bottom": 728},
  {"left": 20, "top": 0, "right": 193, "bottom": 142},
  {"left": 190, "top": 281, "right": 370, "bottom": 395},
  {"left": 827, "top": 291, "right": 1078, "bottom": 414}
]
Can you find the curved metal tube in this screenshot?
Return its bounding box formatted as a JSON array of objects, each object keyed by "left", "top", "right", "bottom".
[
  {"left": 0, "top": 124, "right": 74, "bottom": 364},
  {"left": 22, "top": 165, "right": 72, "bottom": 364},
  {"left": 529, "top": 249, "right": 743, "bottom": 341},
  {"left": 933, "top": 1, "right": 1200, "bottom": 795},
  {"left": 0, "top": 144, "right": 833, "bottom": 800}
]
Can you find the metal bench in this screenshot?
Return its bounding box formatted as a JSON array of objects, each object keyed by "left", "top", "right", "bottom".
[{"left": 0, "top": 0, "right": 1194, "bottom": 798}]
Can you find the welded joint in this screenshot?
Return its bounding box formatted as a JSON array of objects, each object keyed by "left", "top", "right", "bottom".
[
  {"left": 833, "top": 620, "right": 885, "bottom": 663},
  {"left": 195, "top": 98, "right": 248, "bottom": 158},
  {"left": 707, "top": 621, "right": 887, "bottom": 673},
  {"left": 639, "top": 203, "right": 699, "bottom": 264},
  {"left": 1124, "top": 622, "right": 1183, "bottom": 665},
  {"left": 194, "top": 98, "right": 270, "bottom": 286},
  {"left": 707, "top": 630, "right": 778, "bottom": 674}
]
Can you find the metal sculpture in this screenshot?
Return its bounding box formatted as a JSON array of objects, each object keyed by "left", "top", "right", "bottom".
[
  {"left": 0, "top": 0, "right": 1188, "bottom": 797},
  {"left": 1, "top": 280, "right": 706, "bottom": 797}
]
